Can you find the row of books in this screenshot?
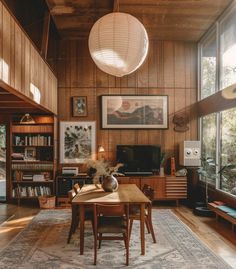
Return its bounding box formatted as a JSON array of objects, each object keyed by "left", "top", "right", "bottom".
[
  {"left": 12, "top": 163, "right": 54, "bottom": 170},
  {"left": 13, "top": 171, "right": 51, "bottom": 181},
  {"left": 14, "top": 135, "right": 52, "bottom": 146},
  {"left": 21, "top": 174, "right": 46, "bottom": 181},
  {"left": 12, "top": 186, "right": 51, "bottom": 198}
]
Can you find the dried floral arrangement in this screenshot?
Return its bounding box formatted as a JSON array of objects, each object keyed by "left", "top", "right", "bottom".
[{"left": 86, "top": 159, "right": 124, "bottom": 184}]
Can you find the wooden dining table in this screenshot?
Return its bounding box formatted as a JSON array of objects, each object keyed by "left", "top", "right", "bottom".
[{"left": 72, "top": 184, "right": 151, "bottom": 255}]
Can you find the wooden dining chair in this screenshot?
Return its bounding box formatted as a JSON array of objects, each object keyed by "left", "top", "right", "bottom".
[
  {"left": 67, "top": 188, "right": 94, "bottom": 244},
  {"left": 129, "top": 184, "right": 156, "bottom": 243},
  {"left": 93, "top": 203, "right": 130, "bottom": 266},
  {"left": 67, "top": 189, "right": 78, "bottom": 243},
  {"left": 73, "top": 183, "right": 80, "bottom": 194}
]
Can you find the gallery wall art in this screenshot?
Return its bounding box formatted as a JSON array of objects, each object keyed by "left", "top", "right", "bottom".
[
  {"left": 101, "top": 95, "right": 168, "bottom": 129},
  {"left": 60, "top": 121, "right": 96, "bottom": 163}
]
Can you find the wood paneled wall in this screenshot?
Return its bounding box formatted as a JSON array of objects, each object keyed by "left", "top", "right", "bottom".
[
  {"left": 0, "top": 1, "right": 57, "bottom": 114},
  {"left": 57, "top": 39, "right": 198, "bottom": 166}
]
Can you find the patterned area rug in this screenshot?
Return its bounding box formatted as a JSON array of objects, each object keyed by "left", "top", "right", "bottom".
[{"left": 0, "top": 209, "right": 232, "bottom": 269}]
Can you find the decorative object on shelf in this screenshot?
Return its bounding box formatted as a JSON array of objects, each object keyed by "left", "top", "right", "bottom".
[
  {"left": 24, "top": 147, "right": 36, "bottom": 161},
  {"left": 11, "top": 153, "right": 24, "bottom": 160},
  {"left": 175, "top": 168, "right": 187, "bottom": 177},
  {"left": 159, "top": 152, "right": 166, "bottom": 176},
  {"left": 20, "top": 113, "right": 35, "bottom": 124},
  {"left": 60, "top": 121, "right": 96, "bottom": 163},
  {"left": 88, "top": 2, "right": 149, "bottom": 77},
  {"left": 159, "top": 167, "right": 165, "bottom": 177},
  {"left": 72, "top": 96, "right": 87, "bottom": 117},
  {"left": 86, "top": 159, "right": 123, "bottom": 191},
  {"left": 171, "top": 157, "right": 176, "bottom": 176},
  {"left": 172, "top": 112, "right": 189, "bottom": 132},
  {"left": 101, "top": 95, "right": 168, "bottom": 129}
]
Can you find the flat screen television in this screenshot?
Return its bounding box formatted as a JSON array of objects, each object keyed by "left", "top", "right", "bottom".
[{"left": 116, "top": 145, "right": 161, "bottom": 176}]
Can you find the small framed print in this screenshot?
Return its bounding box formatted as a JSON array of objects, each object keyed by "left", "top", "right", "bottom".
[
  {"left": 24, "top": 147, "right": 36, "bottom": 160},
  {"left": 72, "top": 96, "right": 87, "bottom": 117}
]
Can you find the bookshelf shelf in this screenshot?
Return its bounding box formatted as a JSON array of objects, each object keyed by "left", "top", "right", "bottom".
[
  {"left": 12, "top": 145, "right": 54, "bottom": 147},
  {"left": 12, "top": 180, "right": 54, "bottom": 184}
]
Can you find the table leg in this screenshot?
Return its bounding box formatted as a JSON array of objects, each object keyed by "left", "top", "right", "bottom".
[
  {"left": 140, "top": 203, "right": 145, "bottom": 255},
  {"left": 79, "top": 204, "right": 85, "bottom": 255}
]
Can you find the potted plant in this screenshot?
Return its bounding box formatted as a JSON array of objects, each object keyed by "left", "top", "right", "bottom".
[
  {"left": 218, "top": 163, "right": 236, "bottom": 195},
  {"left": 194, "top": 157, "right": 216, "bottom": 216}
]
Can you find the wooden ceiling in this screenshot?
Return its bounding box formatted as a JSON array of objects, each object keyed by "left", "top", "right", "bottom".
[{"left": 45, "top": 0, "right": 232, "bottom": 41}]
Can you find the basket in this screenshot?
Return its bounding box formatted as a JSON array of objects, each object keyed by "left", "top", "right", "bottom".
[{"left": 38, "top": 195, "right": 56, "bottom": 209}]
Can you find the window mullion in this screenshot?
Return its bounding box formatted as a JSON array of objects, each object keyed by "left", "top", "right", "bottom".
[{"left": 216, "top": 112, "right": 220, "bottom": 189}]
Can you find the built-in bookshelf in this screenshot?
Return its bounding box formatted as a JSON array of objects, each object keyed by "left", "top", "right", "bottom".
[{"left": 10, "top": 115, "right": 56, "bottom": 204}]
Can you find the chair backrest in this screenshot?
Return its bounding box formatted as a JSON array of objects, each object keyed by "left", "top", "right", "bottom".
[
  {"left": 94, "top": 203, "right": 129, "bottom": 217},
  {"left": 68, "top": 189, "right": 76, "bottom": 203},
  {"left": 73, "top": 183, "right": 80, "bottom": 194},
  {"left": 142, "top": 184, "right": 154, "bottom": 201}
]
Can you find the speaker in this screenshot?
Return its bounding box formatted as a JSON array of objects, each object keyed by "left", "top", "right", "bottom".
[{"left": 179, "top": 141, "right": 201, "bottom": 167}]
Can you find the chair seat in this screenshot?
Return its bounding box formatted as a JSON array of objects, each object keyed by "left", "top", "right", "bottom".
[
  {"left": 98, "top": 216, "right": 127, "bottom": 233},
  {"left": 129, "top": 205, "right": 148, "bottom": 216}
]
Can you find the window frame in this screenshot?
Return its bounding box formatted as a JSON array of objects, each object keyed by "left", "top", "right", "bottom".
[
  {"left": 198, "top": 27, "right": 218, "bottom": 100},
  {"left": 198, "top": 1, "right": 236, "bottom": 199}
]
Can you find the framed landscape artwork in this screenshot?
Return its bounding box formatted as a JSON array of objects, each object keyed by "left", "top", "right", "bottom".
[
  {"left": 72, "top": 96, "right": 88, "bottom": 117},
  {"left": 60, "top": 121, "right": 96, "bottom": 163},
  {"left": 101, "top": 95, "right": 168, "bottom": 129}
]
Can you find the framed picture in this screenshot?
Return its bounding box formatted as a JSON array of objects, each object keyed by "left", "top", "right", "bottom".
[
  {"left": 60, "top": 121, "right": 96, "bottom": 163},
  {"left": 101, "top": 95, "right": 168, "bottom": 129},
  {"left": 72, "top": 96, "right": 87, "bottom": 117},
  {"left": 24, "top": 147, "right": 36, "bottom": 160}
]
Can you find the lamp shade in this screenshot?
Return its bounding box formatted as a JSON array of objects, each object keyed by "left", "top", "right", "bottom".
[
  {"left": 88, "top": 12, "right": 149, "bottom": 77},
  {"left": 20, "top": 113, "right": 35, "bottom": 124}
]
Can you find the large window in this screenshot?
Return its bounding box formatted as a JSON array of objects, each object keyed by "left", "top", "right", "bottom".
[
  {"left": 201, "top": 114, "right": 217, "bottom": 186},
  {"left": 199, "top": 2, "right": 236, "bottom": 198},
  {"left": 200, "top": 32, "right": 217, "bottom": 99},
  {"left": 220, "top": 9, "right": 236, "bottom": 90},
  {"left": 220, "top": 108, "right": 236, "bottom": 195}
]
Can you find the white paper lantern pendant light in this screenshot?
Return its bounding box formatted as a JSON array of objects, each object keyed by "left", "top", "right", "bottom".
[{"left": 88, "top": 9, "right": 149, "bottom": 77}]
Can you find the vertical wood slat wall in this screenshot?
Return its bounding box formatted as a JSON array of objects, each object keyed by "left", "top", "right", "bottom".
[
  {"left": 57, "top": 39, "right": 198, "bottom": 165},
  {"left": 0, "top": 1, "right": 57, "bottom": 114}
]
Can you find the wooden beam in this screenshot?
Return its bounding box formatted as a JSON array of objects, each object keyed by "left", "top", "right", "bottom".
[
  {"left": 0, "top": 103, "right": 34, "bottom": 108},
  {"left": 0, "top": 100, "right": 25, "bottom": 102},
  {"left": 196, "top": 84, "right": 236, "bottom": 117},
  {"left": 0, "top": 80, "right": 53, "bottom": 114},
  {"left": 41, "top": 10, "right": 51, "bottom": 59},
  {"left": 0, "top": 95, "right": 22, "bottom": 101}
]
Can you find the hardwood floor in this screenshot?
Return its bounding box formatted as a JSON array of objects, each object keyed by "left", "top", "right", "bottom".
[
  {"left": 173, "top": 206, "right": 236, "bottom": 268},
  {"left": 0, "top": 203, "right": 235, "bottom": 268}
]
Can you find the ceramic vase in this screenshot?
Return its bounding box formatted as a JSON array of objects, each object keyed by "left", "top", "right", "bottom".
[
  {"left": 160, "top": 167, "right": 165, "bottom": 176},
  {"left": 101, "top": 174, "right": 119, "bottom": 192}
]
